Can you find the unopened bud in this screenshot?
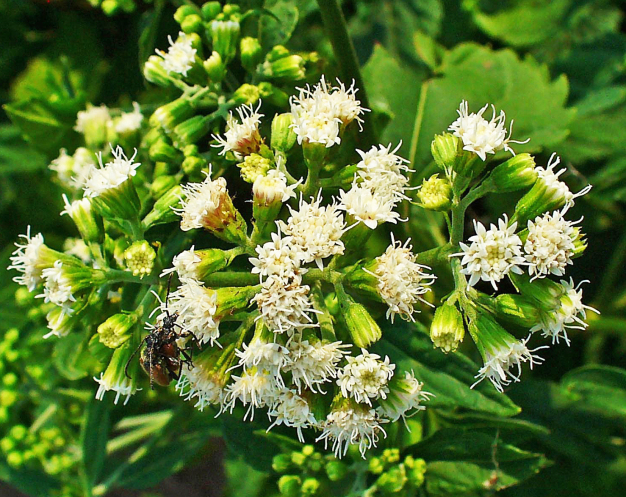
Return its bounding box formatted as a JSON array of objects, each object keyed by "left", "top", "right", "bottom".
[
  {"left": 509, "top": 272, "right": 563, "bottom": 312},
  {"left": 376, "top": 465, "right": 407, "bottom": 494},
  {"left": 150, "top": 174, "right": 178, "bottom": 198},
  {"left": 143, "top": 185, "right": 183, "bottom": 229},
  {"left": 277, "top": 475, "right": 301, "bottom": 497},
  {"left": 209, "top": 19, "right": 240, "bottom": 62},
  {"left": 204, "top": 51, "right": 226, "bottom": 83},
  {"left": 431, "top": 133, "right": 462, "bottom": 171},
  {"left": 417, "top": 174, "right": 453, "bottom": 211},
  {"left": 149, "top": 138, "right": 178, "bottom": 162},
  {"left": 404, "top": 456, "right": 426, "bottom": 487},
  {"left": 123, "top": 241, "right": 156, "bottom": 278},
  {"left": 261, "top": 47, "right": 305, "bottom": 81},
  {"left": 272, "top": 453, "right": 293, "bottom": 473},
  {"left": 492, "top": 294, "right": 541, "bottom": 328},
  {"left": 182, "top": 155, "right": 207, "bottom": 178},
  {"left": 174, "top": 5, "right": 200, "bottom": 24},
  {"left": 339, "top": 293, "right": 382, "bottom": 348},
  {"left": 301, "top": 477, "right": 320, "bottom": 496},
  {"left": 201, "top": 1, "right": 221, "bottom": 21},
  {"left": 258, "top": 82, "right": 290, "bottom": 108},
  {"left": 231, "top": 83, "right": 261, "bottom": 105},
  {"left": 571, "top": 227, "right": 587, "bottom": 258},
  {"left": 150, "top": 98, "right": 194, "bottom": 132},
  {"left": 430, "top": 303, "right": 465, "bottom": 353},
  {"left": 240, "top": 37, "right": 263, "bottom": 73},
  {"left": 143, "top": 55, "right": 172, "bottom": 87},
  {"left": 238, "top": 154, "right": 272, "bottom": 183},
  {"left": 488, "top": 153, "right": 537, "bottom": 192},
  {"left": 325, "top": 459, "right": 348, "bottom": 481},
  {"left": 181, "top": 14, "right": 203, "bottom": 34},
  {"left": 271, "top": 113, "right": 297, "bottom": 151},
  {"left": 173, "top": 115, "right": 211, "bottom": 146},
  {"left": 61, "top": 195, "right": 104, "bottom": 244},
  {"left": 369, "top": 456, "right": 384, "bottom": 474},
  {"left": 98, "top": 313, "right": 137, "bottom": 348}
]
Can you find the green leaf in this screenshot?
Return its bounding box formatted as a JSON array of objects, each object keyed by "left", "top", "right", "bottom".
[
  {"left": 0, "top": 461, "right": 59, "bottom": 497},
  {"left": 80, "top": 398, "right": 111, "bottom": 490},
  {"left": 561, "top": 365, "right": 626, "bottom": 420},
  {"left": 259, "top": 0, "right": 299, "bottom": 50},
  {"left": 362, "top": 45, "right": 428, "bottom": 153},
  {"left": 223, "top": 456, "right": 269, "bottom": 497},
  {"left": 409, "top": 429, "right": 550, "bottom": 495},
  {"left": 53, "top": 332, "right": 97, "bottom": 380},
  {"left": 372, "top": 322, "right": 521, "bottom": 416},
  {"left": 411, "top": 43, "right": 574, "bottom": 169},
  {"left": 221, "top": 413, "right": 279, "bottom": 471},
  {"left": 0, "top": 125, "right": 46, "bottom": 175}
]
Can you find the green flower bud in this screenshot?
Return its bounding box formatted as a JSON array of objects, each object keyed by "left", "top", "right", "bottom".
[
  {"left": 339, "top": 292, "right": 382, "bottom": 348},
  {"left": 0, "top": 437, "right": 15, "bottom": 453},
  {"left": 143, "top": 55, "right": 172, "bottom": 87},
  {"left": 277, "top": 475, "right": 301, "bottom": 497},
  {"left": 509, "top": 272, "right": 563, "bottom": 312},
  {"left": 142, "top": 185, "right": 183, "bottom": 229},
  {"left": 98, "top": 313, "right": 137, "bottom": 348},
  {"left": 0, "top": 390, "right": 17, "bottom": 407},
  {"left": 272, "top": 453, "right": 293, "bottom": 473},
  {"left": 10, "top": 425, "right": 27, "bottom": 441},
  {"left": 430, "top": 303, "right": 465, "bottom": 353},
  {"left": 431, "top": 133, "right": 462, "bottom": 170},
  {"left": 240, "top": 37, "right": 263, "bottom": 73},
  {"left": 231, "top": 83, "right": 261, "bottom": 105},
  {"left": 181, "top": 14, "right": 203, "bottom": 34},
  {"left": 291, "top": 451, "right": 307, "bottom": 467},
  {"left": 6, "top": 451, "right": 23, "bottom": 468},
  {"left": 191, "top": 248, "right": 234, "bottom": 280},
  {"left": 151, "top": 98, "right": 195, "bottom": 132},
  {"left": 369, "top": 456, "right": 384, "bottom": 475},
  {"left": 325, "top": 459, "right": 348, "bottom": 481},
  {"left": 488, "top": 153, "right": 537, "bottom": 192},
  {"left": 382, "top": 448, "right": 400, "bottom": 465},
  {"left": 261, "top": 47, "right": 305, "bottom": 81},
  {"left": 173, "top": 115, "right": 211, "bottom": 146},
  {"left": 150, "top": 174, "right": 179, "bottom": 198},
  {"left": 61, "top": 195, "right": 104, "bottom": 244},
  {"left": 204, "top": 51, "right": 226, "bottom": 83},
  {"left": 223, "top": 4, "right": 241, "bottom": 16},
  {"left": 3, "top": 373, "right": 17, "bottom": 388},
  {"left": 301, "top": 477, "right": 320, "bottom": 496},
  {"left": 404, "top": 456, "right": 426, "bottom": 487},
  {"left": 571, "top": 227, "right": 587, "bottom": 258},
  {"left": 271, "top": 113, "right": 297, "bottom": 152},
  {"left": 182, "top": 155, "right": 207, "bottom": 179},
  {"left": 258, "top": 82, "right": 290, "bottom": 108},
  {"left": 417, "top": 173, "right": 453, "bottom": 211},
  {"left": 376, "top": 465, "right": 407, "bottom": 494},
  {"left": 201, "top": 1, "right": 221, "bottom": 21},
  {"left": 492, "top": 294, "right": 541, "bottom": 328},
  {"left": 149, "top": 139, "right": 178, "bottom": 162},
  {"left": 238, "top": 154, "right": 272, "bottom": 183},
  {"left": 174, "top": 5, "right": 200, "bottom": 24},
  {"left": 123, "top": 241, "right": 156, "bottom": 278},
  {"left": 209, "top": 19, "right": 240, "bottom": 62}
]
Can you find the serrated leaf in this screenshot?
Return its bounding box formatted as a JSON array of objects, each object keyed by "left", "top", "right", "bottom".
[
  {"left": 408, "top": 429, "right": 550, "bottom": 495},
  {"left": 410, "top": 43, "right": 574, "bottom": 169},
  {"left": 373, "top": 322, "right": 521, "bottom": 416},
  {"left": 259, "top": 0, "right": 299, "bottom": 49},
  {"left": 80, "top": 398, "right": 111, "bottom": 490}
]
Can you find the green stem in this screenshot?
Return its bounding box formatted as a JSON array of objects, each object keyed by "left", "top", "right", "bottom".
[
  {"left": 316, "top": 0, "right": 376, "bottom": 146},
  {"left": 203, "top": 271, "right": 259, "bottom": 287},
  {"left": 104, "top": 269, "right": 158, "bottom": 286},
  {"left": 303, "top": 268, "right": 344, "bottom": 285}
]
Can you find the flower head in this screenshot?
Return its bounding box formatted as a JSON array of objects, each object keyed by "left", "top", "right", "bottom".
[
  {"left": 223, "top": 368, "right": 281, "bottom": 420},
  {"left": 212, "top": 102, "right": 263, "bottom": 158},
  {"left": 161, "top": 246, "right": 202, "bottom": 280},
  {"left": 535, "top": 154, "right": 592, "bottom": 209},
  {"left": 75, "top": 104, "right": 111, "bottom": 134},
  {"left": 250, "top": 231, "right": 304, "bottom": 283},
  {"left": 115, "top": 102, "right": 144, "bottom": 134},
  {"left": 83, "top": 146, "right": 140, "bottom": 198},
  {"left": 176, "top": 361, "right": 226, "bottom": 411},
  {"left": 94, "top": 344, "right": 141, "bottom": 405},
  {"left": 338, "top": 184, "right": 401, "bottom": 229},
  {"left": 252, "top": 168, "right": 299, "bottom": 206},
  {"left": 337, "top": 349, "right": 396, "bottom": 405},
  {"left": 376, "top": 371, "right": 432, "bottom": 423},
  {"left": 267, "top": 390, "right": 318, "bottom": 442},
  {"left": 156, "top": 32, "right": 197, "bottom": 76},
  {"left": 284, "top": 338, "right": 349, "bottom": 393},
  {"left": 370, "top": 236, "right": 436, "bottom": 322},
  {"left": 8, "top": 227, "right": 49, "bottom": 291},
  {"left": 38, "top": 260, "right": 77, "bottom": 313},
  {"left": 356, "top": 143, "right": 411, "bottom": 203},
  {"left": 235, "top": 338, "right": 288, "bottom": 379},
  {"left": 454, "top": 215, "right": 525, "bottom": 290}
]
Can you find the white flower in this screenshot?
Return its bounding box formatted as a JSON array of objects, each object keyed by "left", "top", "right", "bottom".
[
  {"left": 252, "top": 168, "right": 299, "bottom": 205},
  {"left": 278, "top": 195, "right": 346, "bottom": 269},
  {"left": 356, "top": 143, "right": 412, "bottom": 203},
  {"left": 49, "top": 149, "right": 74, "bottom": 184},
  {"left": 249, "top": 231, "right": 303, "bottom": 283},
  {"left": 38, "top": 260, "right": 76, "bottom": 313},
  {"left": 376, "top": 371, "right": 432, "bottom": 423},
  {"left": 449, "top": 101, "right": 527, "bottom": 161},
  {"left": 75, "top": 104, "right": 111, "bottom": 134},
  {"left": 167, "top": 278, "right": 220, "bottom": 345},
  {"left": 173, "top": 172, "right": 234, "bottom": 232},
  {"left": 252, "top": 276, "right": 318, "bottom": 335},
  {"left": 176, "top": 362, "right": 225, "bottom": 411},
  {"left": 337, "top": 349, "right": 396, "bottom": 405},
  {"left": 531, "top": 279, "right": 599, "bottom": 345},
  {"left": 8, "top": 227, "right": 47, "bottom": 291},
  {"left": 316, "top": 403, "right": 386, "bottom": 458},
  {"left": 235, "top": 338, "right": 288, "bottom": 380},
  {"left": 223, "top": 368, "right": 281, "bottom": 421},
  {"left": 94, "top": 373, "right": 138, "bottom": 406},
  {"left": 267, "top": 390, "right": 318, "bottom": 443},
  {"left": 327, "top": 78, "right": 368, "bottom": 127},
  {"left": 63, "top": 238, "right": 92, "bottom": 265},
  {"left": 284, "top": 339, "right": 349, "bottom": 393},
  {"left": 370, "top": 236, "right": 436, "bottom": 322},
  {"left": 535, "top": 154, "right": 592, "bottom": 208},
  {"left": 156, "top": 32, "right": 197, "bottom": 76},
  {"left": 83, "top": 146, "right": 140, "bottom": 198},
  {"left": 115, "top": 102, "right": 143, "bottom": 133},
  {"left": 472, "top": 336, "right": 546, "bottom": 392},
  {"left": 212, "top": 102, "right": 263, "bottom": 158},
  {"left": 44, "top": 307, "right": 73, "bottom": 339},
  {"left": 338, "top": 184, "right": 401, "bottom": 229},
  {"left": 71, "top": 148, "right": 97, "bottom": 189},
  {"left": 160, "top": 246, "right": 202, "bottom": 280},
  {"left": 525, "top": 208, "right": 579, "bottom": 280},
  {"left": 454, "top": 215, "right": 525, "bottom": 290}
]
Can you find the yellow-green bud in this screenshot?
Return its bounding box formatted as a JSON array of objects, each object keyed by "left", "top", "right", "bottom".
[
  {"left": 209, "top": 19, "right": 240, "bottom": 62},
  {"left": 238, "top": 154, "right": 272, "bottom": 183},
  {"left": 123, "top": 241, "right": 156, "bottom": 278},
  {"left": 173, "top": 115, "right": 211, "bottom": 146},
  {"left": 149, "top": 138, "right": 178, "bottom": 162},
  {"left": 143, "top": 185, "right": 183, "bottom": 229},
  {"left": 240, "top": 37, "right": 263, "bottom": 73},
  {"left": 417, "top": 173, "right": 453, "bottom": 211},
  {"left": 143, "top": 55, "right": 172, "bottom": 87},
  {"left": 492, "top": 294, "right": 540, "bottom": 328},
  {"left": 204, "top": 51, "right": 226, "bottom": 83},
  {"left": 181, "top": 14, "right": 203, "bottom": 34},
  {"left": 6, "top": 451, "right": 23, "bottom": 468},
  {"left": 376, "top": 465, "right": 407, "bottom": 494},
  {"left": 277, "top": 475, "right": 301, "bottom": 497},
  {"left": 151, "top": 98, "right": 195, "bottom": 132},
  {"left": 339, "top": 293, "right": 382, "bottom": 348},
  {"left": 0, "top": 437, "right": 15, "bottom": 453},
  {"left": 272, "top": 453, "right": 293, "bottom": 473},
  {"left": 174, "top": 5, "right": 200, "bottom": 24},
  {"left": 182, "top": 155, "right": 207, "bottom": 178},
  {"left": 10, "top": 425, "right": 27, "bottom": 441},
  {"left": 291, "top": 451, "right": 307, "bottom": 467},
  {"left": 431, "top": 133, "right": 462, "bottom": 170},
  {"left": 301, "top": 478, "right": 320, "bottom": 496},
  {"left": 404, "top": 456, "right": 426, "bottom": 488},
  {"left": 231, "top": 83, "right": 261, "bottom": 105},
  {"left": 488, "top": 153, "right": 537, "bottom": 192},
  {"left": 150, "top": 174, "right": 179, "bottom": 198},
  {"left": 98, "top": 313, "right": 137, "bottom": 348},
  {"left": 509, "top": 272, "right": 563, "bottom": 312},
  {"left": 3, "top": 373, "right": 17, "bottom": 388},
  {"left": 0, "top": 390, "right": 17, "bottom": 407},
  {"left": 381, "top": 448, "right": 400, "bottom": 465},
  {"left": 271, "top": 113, "right": 297, "bottom": 152},
  {"left": 201, "top": 1, "right": 221, "bottom": 21},
  {"left": 325, "top": 460, "right": 348, "bottom": 481},
  {"left": 261, "top": 49, "right": 306, "bottom": 81},
  {"left": 430, "top": 303, "right": 465, "bottom": 353},
  {"left": 369, "top": 456, "right": 384, "bottom": 475}
]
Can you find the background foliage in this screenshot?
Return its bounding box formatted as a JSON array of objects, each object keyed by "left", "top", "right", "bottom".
[{"left": 1, "top": 0, "right": 625, "bottom": 496}]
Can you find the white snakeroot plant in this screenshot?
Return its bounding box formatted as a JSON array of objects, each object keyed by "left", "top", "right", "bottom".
[
  {"left": 337, "top": 349, "right": 396, "bottom": 405},
  {"left": 160, "top": 246, "right": 202, "bottom": 280},
  {"left": 535, "top": 153, "right": 593, "bottom": 208},
  {"left": 284, "top": 339, "right": 349, "bottom": 393},
  {"left": 212, "top": 102, "right": 264, "bottom": 158},
  {"left": 267, "top": 390, "right": 318, "bottom": 443},
  {"left": 83, "top": 146, "right": 140, "bottom": 198},
  {"left": 377, "top": 371, "right": 433, "bottom": 423},
  {"left": 156, "top": 32, "right": 197, "bottom": 76}
]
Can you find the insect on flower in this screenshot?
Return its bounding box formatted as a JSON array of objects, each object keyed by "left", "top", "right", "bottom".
[{"left": 125, "top": 278, "right": 201, "bottom": 389}]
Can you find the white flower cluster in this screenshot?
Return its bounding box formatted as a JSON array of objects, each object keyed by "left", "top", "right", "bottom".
[
  {"left": 8, "top": 226, "right": 47, "bottom": 291},
  {"left": 83, "top": 146, "right": 141, "bottom": 198},
  {"left": 173, "top": 171, "right": 231, "bottom": 232},
  {"left": 156, "top": 31, "right": 197, "bottom": 76},
  {"left": 74, "top": 103, "right": 144, "bottom": 136},
  {"left": 212, "top": 102, "right": 264, "bottom": 158},
  {"left": 449, "top": 101, "right": 527, "bottom": 161}
]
